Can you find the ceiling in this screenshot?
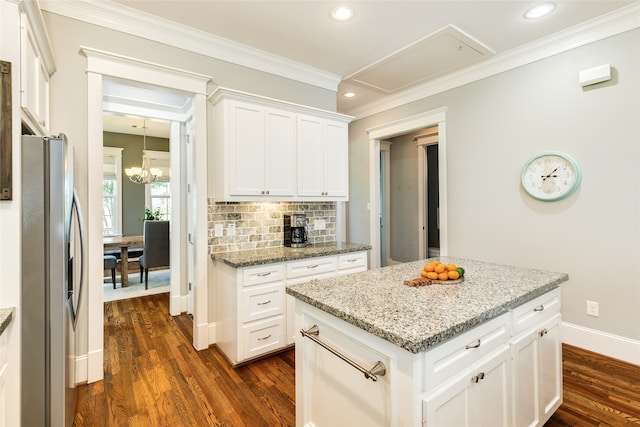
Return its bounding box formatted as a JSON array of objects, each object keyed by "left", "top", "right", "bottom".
[{"left": 96, "top": 0, "right": 635, "bottom": 135}]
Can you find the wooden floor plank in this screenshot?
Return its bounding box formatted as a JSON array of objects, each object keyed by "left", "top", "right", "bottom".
[{"left": 75, "top": 294, "right": 640, "bottom": 426}]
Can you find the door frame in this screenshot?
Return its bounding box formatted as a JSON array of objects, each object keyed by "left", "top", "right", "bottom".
[
  {"left": 366, "top": 108, "right": 448, "bottom": 268},
  {"left": 83, "top": 47, "right": 210, "bottom": 383}
]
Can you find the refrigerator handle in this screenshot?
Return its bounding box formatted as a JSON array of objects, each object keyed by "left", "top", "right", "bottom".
[{"left": 71, "top": 188, "right": 86, "bottom": 329}]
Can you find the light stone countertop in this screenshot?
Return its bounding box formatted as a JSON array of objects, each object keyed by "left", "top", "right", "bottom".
[
  {"left": 211, "top": 242, "right": 372, "bottom": 268},
  {"left": 286, "top": 257, "right": 569, "bottom": 353},
  {"left": 0, "top": 307, "right": 14, "bottom": 336}
]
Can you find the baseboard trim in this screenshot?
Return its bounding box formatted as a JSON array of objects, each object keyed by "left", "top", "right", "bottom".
[
  {"left": 561, "top": 321, "right": 640, "bottom": 366},
  {"left": 208, "top": 321, "right": 217, "bottom": 345},
  {"left": 75, "top": 354, "right": 88, "bottom": 385}
]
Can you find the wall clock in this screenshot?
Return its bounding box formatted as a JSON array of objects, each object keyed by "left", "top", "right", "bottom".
[{"left": 521, "top": 152, "right": 581, "bottom": 201}]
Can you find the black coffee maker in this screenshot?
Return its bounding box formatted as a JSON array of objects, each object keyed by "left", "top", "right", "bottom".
[{"left": 284, "top": 213, "right": 308, "bottom": 248}]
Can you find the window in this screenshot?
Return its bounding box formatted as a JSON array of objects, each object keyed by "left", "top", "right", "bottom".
[
  {"left": 103, "top": 147, "right": 124, "bottom": 236},
  {"left": 144, "top": 150, "right": 171, "bottom": 221}
]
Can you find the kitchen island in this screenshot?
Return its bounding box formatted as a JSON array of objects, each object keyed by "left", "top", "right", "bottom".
[{"left": 286, "top": 257, "right": 568, "bottom": 427}]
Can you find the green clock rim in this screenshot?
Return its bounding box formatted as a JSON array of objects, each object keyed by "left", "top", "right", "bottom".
[{"left": 521, "top": 151, "right": 582, "bottom": 202}]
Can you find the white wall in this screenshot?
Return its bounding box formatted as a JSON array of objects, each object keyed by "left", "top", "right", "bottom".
[{"left": 348, "top": 29, "right": 640, "bottom": 358}]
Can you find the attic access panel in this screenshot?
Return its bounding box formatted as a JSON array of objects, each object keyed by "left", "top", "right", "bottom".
[{"left": 348, "top": 25, "right": 495, "bottom": 94}]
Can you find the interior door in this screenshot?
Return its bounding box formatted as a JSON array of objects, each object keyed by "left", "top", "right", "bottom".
[{"left": 185, "top": 118, "right": 196, "bottom": 315}]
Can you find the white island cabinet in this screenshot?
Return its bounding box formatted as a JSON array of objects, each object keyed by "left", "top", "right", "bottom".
[{"left": 287, "top": 257, "right": 568, "bottom": 427}]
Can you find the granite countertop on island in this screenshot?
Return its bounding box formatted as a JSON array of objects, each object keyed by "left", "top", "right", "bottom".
[
  {"left": 0, "top": 307, "right": 15, "bottom": 336},
  {"left": 286, "top": 257, "right": 568, "bottom": 354},
  {"left": 211, "top": 242, "right": 371, "bottom": 268}
]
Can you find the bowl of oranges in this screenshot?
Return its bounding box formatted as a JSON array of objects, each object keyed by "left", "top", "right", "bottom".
[{"left": 404, "top": 260, "right": 465, "bottom": 287}]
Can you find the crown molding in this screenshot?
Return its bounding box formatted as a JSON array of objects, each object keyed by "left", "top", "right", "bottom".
[
  {"left": 348, "top": 2, "right": 640, "bottom": 119},
  {"left": 39, "top": 0, "right": 341, "bottom": 92}
]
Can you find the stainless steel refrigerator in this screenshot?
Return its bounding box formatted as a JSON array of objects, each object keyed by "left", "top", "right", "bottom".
[{"left": 21, "top": 134, "right": 85, "bottom": 427}]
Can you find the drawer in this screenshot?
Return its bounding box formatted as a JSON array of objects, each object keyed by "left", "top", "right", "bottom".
[
  {"left": 242, "top": 263, "right": 285, "bottom": 287},
  {"left": 242, "top": 316, "right": 286, "bottom": 360},
  {"left": 287, "top": 256, "right": 337, "bottom": 279},
  {"left": 512, "top": 288, "right": 561, "bottom": 336},
  {"left": 242, "top": 283, "right": 284, "bottom": 323},
  {"left": 422, "top": 313, "right": 510, "bottom": 391},
  {"left": 338, "top": 252, "right": 368, "bottom": 272}
]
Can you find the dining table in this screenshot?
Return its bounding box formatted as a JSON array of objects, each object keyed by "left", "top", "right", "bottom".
[{"left": 103, "top": 235, "right": 143, "bottom": 287}]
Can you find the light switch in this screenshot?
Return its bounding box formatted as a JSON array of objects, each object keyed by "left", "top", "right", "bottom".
[
  {"left": 214, "top": 224, "right": 223, "bottom": 237},
  {"left": 314, "top": 219, "right": 326, "bottom": 230}
]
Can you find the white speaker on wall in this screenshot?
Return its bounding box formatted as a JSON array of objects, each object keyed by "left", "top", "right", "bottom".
[{"left": 579, "top": 64, "right": 611, "bottom": 87}]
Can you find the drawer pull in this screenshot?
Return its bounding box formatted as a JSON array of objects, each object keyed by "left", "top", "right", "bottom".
[
  {"left": 257, "top": 300, "right": 271, "bottom": 306},
  {"left": 307, "top": 264, "right": 319, "bottom": 269},
  {"left": 345, "top": 258, "right": 358, "bottom": 263},
  {"left": 257, "top": 272, "right": 272, "bottom": 277},
  {"left": 301, "top": 324, "right": 386, "bottom": 382},
  {"left": 534, "top": 305, "right": 545, "bottom": 312},
  {"left": 465, "top": 339, "right": 481, "bottom": 349},
  {"left": 257, "top": 334, "right": 272, "bottom": 341}
]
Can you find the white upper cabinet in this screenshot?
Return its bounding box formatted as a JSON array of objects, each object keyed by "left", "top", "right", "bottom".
[
  {"left": 19, "top": 6, "right": 56, "bottom": 136},
  {"left": 297, "top": 115, "right": 349, "bottom": 199},
  {"left": 209, "top": 87, "right": 352, "bottom": 202}
]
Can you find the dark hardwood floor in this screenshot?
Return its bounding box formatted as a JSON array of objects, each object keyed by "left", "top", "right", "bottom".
[
  {"left": 545, "top": 344, "right": 640, "bottom": 426},
  {"left": 73, "top": 293, "right": 295, "bottom": 426},
  {"left": 74, "top": 293, "right": 640, "bottom": 426}
]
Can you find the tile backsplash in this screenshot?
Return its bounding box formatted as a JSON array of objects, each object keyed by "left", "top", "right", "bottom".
[{"left": 208, "top": 201, "right": 336, "bottom": 254}]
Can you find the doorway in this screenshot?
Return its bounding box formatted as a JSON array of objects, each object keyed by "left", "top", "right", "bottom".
[
  {"left": 83, "top": 47, "right": 210, "bottom": 383},
  {"left": 367, "top": 108, "right": 448, "bottom": 269}
]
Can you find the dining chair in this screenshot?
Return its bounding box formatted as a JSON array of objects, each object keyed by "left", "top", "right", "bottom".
[
  {"left": 103, "top": 255, "right": 118, "bottom": 289},
  {"left": 139, "top": 220, "right": 170, "bottom": 289}
]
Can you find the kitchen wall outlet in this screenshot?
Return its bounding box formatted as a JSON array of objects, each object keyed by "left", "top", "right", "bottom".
[
  {"left": 586, "top": 300, "right": 599, "bottom": 317},
  {"left": 214, "top": 224, "right": 223, "bottom": 237},
  {"left": 227, "top": 223, "right": 236, "bottom": 236},
  {"left": 314, "top": 219, "right": 326, "bottom": 230}
]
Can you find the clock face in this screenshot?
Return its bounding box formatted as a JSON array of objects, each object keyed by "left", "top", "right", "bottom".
[{"left": 521, "top": 152, "right": 581, "bottom": 201}]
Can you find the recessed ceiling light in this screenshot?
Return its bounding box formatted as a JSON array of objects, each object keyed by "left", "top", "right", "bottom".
[
  {"left": 342, "top": 92, "right": 356, "bottom": 98},
  {"left": 332, "top": 6, "right": 353, "bottom": 21},
  {"left": 524, "top": 2, "right": 556, "bottom": 19}
]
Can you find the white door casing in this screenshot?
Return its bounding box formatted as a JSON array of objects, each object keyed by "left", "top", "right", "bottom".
[
  {"left": 83, "top": 47, "right": 210, "bottom": 383},
  {"left": 366, "top": 108, "right": 448, "bottom": 268}
]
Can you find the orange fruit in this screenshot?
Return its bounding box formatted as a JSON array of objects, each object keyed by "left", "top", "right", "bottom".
[
  {"left": 426, "top": 272, "right": 439, "bottom": 280},
  {"left": 446, "top": 263, "right": 457, "bottom": 271},
  {"left": 438, "top": 272, "right": 449, "bottom": 281},
  {"left": 423, "top": 263, "right": 435, "bottom": 272},
  {"left": 448, "top": 270, "right": 460, "bottom": 280},
  {"left": 432, "top": 260, "right": 441, "bottom": 265},
  {"left": 434, "top": 264, "right": 446, "bottom": 273},
  {"left": 420, "top": 270, "right": 429, "bottom": 278}
]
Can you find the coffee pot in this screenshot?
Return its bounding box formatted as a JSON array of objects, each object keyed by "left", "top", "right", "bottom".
[{"left": 284, "top": 213, "right": 308, "bottom": 248}]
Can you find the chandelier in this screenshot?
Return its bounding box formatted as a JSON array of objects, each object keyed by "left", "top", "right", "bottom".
[{"left": 124, "top": 120, "right": 163, "bottom": 184}]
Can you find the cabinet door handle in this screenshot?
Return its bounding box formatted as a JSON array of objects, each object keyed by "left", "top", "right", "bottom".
[
  {"left": 465, "top": 339, "right": 481, "bottom": 349},
  {"left": 471, "top": 372, "right": 486, "bottom": 383},
  {"left": 257, "top": 272, "right": 272, "bottom": 277},
  {"left": 534, "top": 305, "right": 545, "bottom": 312},
  {"left": 538, "top": 328, "right": 548, "bottom": 337},
  {"left": 266, "top": 190, "right": 270, "bottom": 195},
  {"left": 257, "top": 300, "right": 271, "bottom": 306},
  {"left": 257, "top": 334, "right": 272, "bottom": 341}
]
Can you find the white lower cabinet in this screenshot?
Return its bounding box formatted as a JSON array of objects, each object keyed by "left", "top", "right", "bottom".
[
  {"left": 214, "top": 251, "right": 368, "bottom": 365},
  {"left": 423, "top": 345, "right": 511, "bottom": 427},
  {"left": 511, "top": 312, "right": 562, "bottom": 427}
]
